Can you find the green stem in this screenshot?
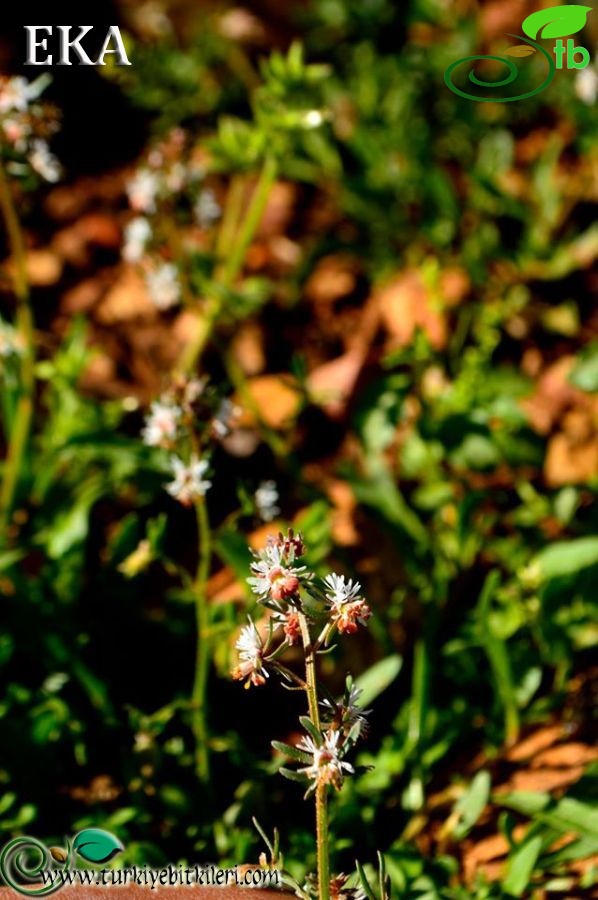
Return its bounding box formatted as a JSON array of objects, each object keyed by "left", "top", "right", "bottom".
[
  {"left": 221, "top": 155, "right": 278, "bottom": 285},
  {"left": 316, "top": 783, "right": 331, "bottom": 900},
  {"left": 191, "top": 498, "right": 212, "bottom": 782},
  {"left": 0, "top": 160, "right": 34, "bottom": 541},
  {"left": 299, "top": 612, "right": 330, "bottom": 900},
  {"left": 181, "top": 156, "right": 278, "bottom": 376}
]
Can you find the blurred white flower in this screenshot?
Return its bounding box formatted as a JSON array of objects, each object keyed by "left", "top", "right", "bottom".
[
  {"left": 0, "top": 75, "right": 47, "bottom": 114},
  {"left": 141, "top": 400, "right": 180, "bottom": 447},
  {"left": 575, "top": 64, "right": 598, "bottom": 105},
  {"left": 166, "top": 455, "right": 211, "bottom": 505},
  {"left": 127, "top": 168, "right": 160, "bottom": 213},
  {"left": 145, "top": 263, "right": 180, "bottom": 310},
  {"left": 195, "top": 189, "right": 221, "bottom": 227},
  {"left": 212, "top": 398, "right": 238, "bottom": 438},
  {"left": 123, "top": 217, "right": 152, "bottom": 263},
  {"left": 28, "top": 139, "right": 61, "bottom": 182},
  {"left": 254, "top": 480, "right": 280, "bottom": 522},
  {"left": 1, "top": 115, "right": 31, "bottom": 151}
]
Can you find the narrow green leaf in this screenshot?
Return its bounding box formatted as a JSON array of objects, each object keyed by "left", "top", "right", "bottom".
[
  {"left": 353, "top": 655, "right": 402, "bottom": 707},
  {"left": 453, "top": 771, "right": 491, "bottom": 840},
  {"left": 279, "top": 767, "right": 307, "bottom": 783},
  {"left": 355, "top": 860, "right": 377, "bottom": 900},
  {"left": 271, "top": 740, "right": 312, "bottom": 764},
  {"left": 503, "top": 834, "right": 542, "bottom": 896}
]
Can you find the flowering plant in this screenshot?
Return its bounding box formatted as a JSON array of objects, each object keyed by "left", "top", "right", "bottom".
[{"left": 234, "top": 529, "right": 385, "bottom": 900}]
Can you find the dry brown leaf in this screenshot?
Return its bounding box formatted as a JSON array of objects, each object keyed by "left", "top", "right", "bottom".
[
  {"left": 256, "top": 181, "right": 297, "bottom": 239},
  {"left": 544, "top": 432, "right": 598, "bottom": 486},
  {"left": 522, "top": 356, "right": 581, "bottom": 434},
  {"left": 378, "top": 270, "right": 448, "bottom": 351},
  {"left": 307, "top": 348, "right": 365, "bottom": 418},
  {"left": 505, "top": 724, "right": 565, "bottom": 761},
  {"left": 326, "top": 478, "right": 359, "bottom": 546},
  {"left": 532, "top": 742, "right": 598, "bottom": 768},
  {"left": 496, "top": 766, "right": 585, "bottom": 794},
  {"left": 304, "top": 255, "right": 358, "bottom": 306},
  {"left": 231, "top": 321, "right": 266, "bottom": 376},
  {"left": 4, "top": 249, "right": 63, "bottom": 287},
  {"left": 96, "top": 266, "right": 156, "bottom": 324},
  {"left": 243, "top": 375, "right": 301, "bottom": 429}
]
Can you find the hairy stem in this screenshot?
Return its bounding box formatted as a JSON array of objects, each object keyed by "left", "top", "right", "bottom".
[
  {"left": 0, "top": 161, "right": 34, "bottom": 541},
  {"left": 316, "top": 783, "right": 331, "bottom": 900},
  {"left": 191, "top": 498, "right": 212, "bottom": 782},
  {"left": 299, "top": 612, "right": 330, "bottom": 900}
]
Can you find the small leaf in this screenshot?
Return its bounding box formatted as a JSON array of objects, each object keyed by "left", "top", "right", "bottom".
[
  {"left": 299, "top": 716, "right": 322, "bottom": 744},
  {"left": 505, "top": 45, "right": 537, "bottom": 57},
  {"left": 353, "top": 655, "right": 402, "bottom": 707},
  {"left": 503, "top": 834, "right": 543, "bottom": 896},
  {"left": 72, "top": 828, "right": 123, "bottom": 864},
  {"left": 278, "top": 767, "right": 307, "bottom": 783},
  {"left": 49, "top": 847, "right": 68, "bottom": 863},
  {"left": 522, "top": 5, "right": 592, "bottom": 40},
  {"left": 271, "top": 740, "right": 312, "bottom": 764}
]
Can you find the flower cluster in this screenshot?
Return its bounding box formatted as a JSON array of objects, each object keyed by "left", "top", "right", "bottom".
[
  {"left": 234, "top": 531, "right": 372, "bottom": 777},
  {"left": 0, "top": 75, "right": 61, "bottom": 182},
  {"left": 122, "top": 128, "right": 221, "bottom": 312},
  {"left": 236, "top": 530, "right": 374, "bottom": 895},
  {"left": 140, "top": 376, "right": 239, "bottom": 507}
]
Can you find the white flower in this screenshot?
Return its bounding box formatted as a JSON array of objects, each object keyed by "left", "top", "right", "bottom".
[
  {"left": 323, "top": 573, "right": 362, "bottom": 607},
  {"left": 297, "top": 730, "right": 353, "bottom": 790},
  {"left": 211, "top": 398, "right": 238, "bottom": 438},
  {"left": 248, "top": 544, "right": 305, "bottom": 604},
  {"left": 145, "top": 263, "right": 180, "bottom": 310},
  {"left": 255, "top": 480, "right": 280, "bottom": 522},
  {"left": 141, "top": 400, "right": 180, "bottom": 447},
  {"left": 195, "top": 189, "right": 221, "bottom": 227},
  {"left": 323, "top": 573, "right": 371, "bottom": 635},
  {"left": 127, "top": 168, "right": 160, "bottom": 213},
  {"left": 166, "top": 455, "right": 211, "bottom": 505},
  {"left": 0, "top": 75, "right": 47, "bottom": 114},
  {"left": 232, "top": 620, "right": 269, "bottom": 687},
  {"left": 28, "top": 139, "right": 61, "bottom": 182},
  {"left": 575, "top": 65, "right": 598, "bottom": 105},
  {"left": 123, "top": 217, "right": 152, "bottom": 263}
]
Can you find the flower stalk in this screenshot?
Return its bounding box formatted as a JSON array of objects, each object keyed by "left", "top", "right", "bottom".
[
  {"left": 235, "top": 530, "right": 372, "bottom": 900},
  {"left": 191, "top": 497, "right": 212, "bottom": 783}
]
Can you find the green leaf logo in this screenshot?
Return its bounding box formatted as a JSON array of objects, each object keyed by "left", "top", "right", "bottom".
[
  {"left": 522, "top": 5, "right": 592, "bottom": 40},
  {"left": 72, "top": 829, "right": 123, "bottom": 864}
]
